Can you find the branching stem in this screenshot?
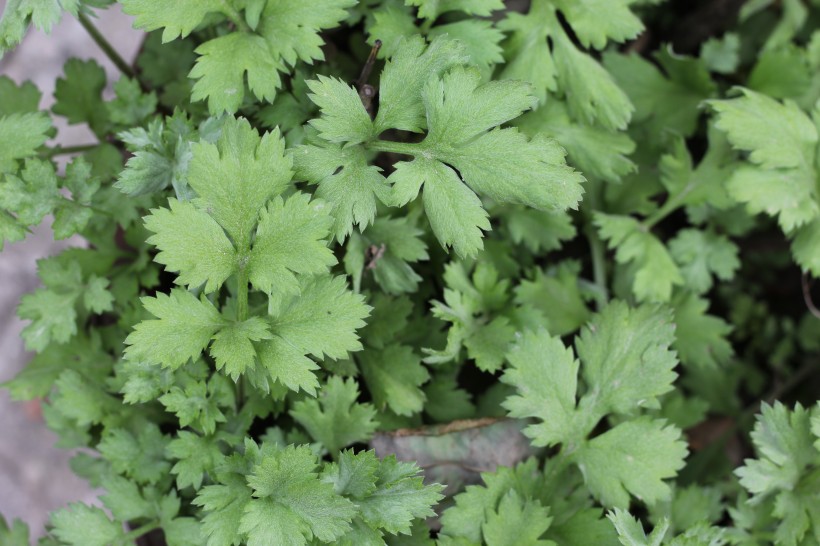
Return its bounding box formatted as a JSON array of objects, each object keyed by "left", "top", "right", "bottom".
[
  {"left": 78, "top": 13, "right": 136, "bottom": 79},
  {"left": 220, "top": 0, "right": 252, "bottom": 33},
  {"left": 122, "top": 522, "right": 161, "bottom": 542},
  {"left": 366, "top": 140, "right": 421, "bottom": 156},
  {"left": 41, "top": 144, "right": 99, "bottom": 158}
]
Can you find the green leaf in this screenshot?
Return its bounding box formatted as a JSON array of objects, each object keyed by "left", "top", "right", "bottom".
[
  {"left": 553, "top": 0, "right": 644, "bottom": 49},
  {"left": 187, "top": 0, "right": 356, "bottom": 113},
  {"left": 428, "top": 20, "right": 504, "bottom": 70},
  {"left": 50, "top": 503, "right": 124, "bottom": 546},
  {"left": 391, "top": 157, "right": 489, "bottom": 258},
  {"left": 324, "top": 450, "right": 443, "bottom": 536},
  {"left": 604, "top": 49, "right": 715, "bottom": 139},
  {"left": 167, "top": 431, "right": 223, "bottom": 490},
  {"left": 482, "top": 490, "right": 554, "bottom": 546},
  {"left": 292, "top": 143, "right": 389, "bottom": 241},
  {"left": 188, "top": 117, "right": 293, "bottom": 243},
  {"left": 607, "top": 509, "right": 668, "bottom": 546},
  {"left": 290, "top": 376, "right": 378, "bottom": 454},
  {"left": 518, "top": 99, "right": 636, "bottom": 183},
  {"left": 97, "top": 423, "right": 171, "bottom": 484},
  {"left": 0, "top": 112, "right": 51, "bottom": 173},
  {"left": 247, "top": 192, "right": 336, "bottom": 296},
  {"left": 388, "top": 66, "right": 583, "bottom": 257},
  {"left": 374, "top": 35, "right": 468, "bottom": 134},
  {"left": 553, "top": 31, "right": 633, "bottom": 131},
  {"left": 120, "top": 0, "right": 224, "bottom": 42},
  {"left": 52, "top": 58, "right": 109, "bottom": 136},
  {"left": 408, "top": 0, "right": 503, "bottom": 19},
  {"left": 0, "top": 0, "right": 79, "bottom": 54},
  {"left": 502, "top": 329, "right": 579, "bottom": 447},
  {"left": 189, "top": 32, "right": 283, "bottom": 115},
  {"left": 210, "top": 317, "right": 273, "bottom": 379},
  {"left": 144, "top": 199, "right": 237, "bottom": 293},
  {"left": 99, "top": 474, "right": 153, "bottom": 521},
  {"left": 576, "top": 301, "right": 678, "bottom": 416},
  {"left": 269, "top": 275, "right": 370, "bottom": 362},
  {"left": 106, "top": 77, "right": 158, "bottom": 125},
  {"left": 307, "top": 75, "right": 374, "bottom": 145},
  {"left": 709, "top": 88, "right": 818, "bottom": 231},
  {"left": 575, "top": 419, "right": 688, "bottom": 508},
  {"left": 595, "top": 213, "right": 684, "bottom": 302},
  {"left": 359, "top": 344, "right": 429, "bottom": 416},
  {"left": 243, "top": 444, "right": 357, "bottom": 544},
  {"left": 0, "top": 515, "right": 29, "bottom": 546},
  {"left": 514, "top": 262, "right": 590, "bottom": 337},
  {"left": 671, "top": 292, "right": 733, "bottom": 369},
  {"left": 124, "top": 289, "right": 224, "bottom": 369},
  {"left": 668, "top": 229, "right": 740, "bottom": 294}
]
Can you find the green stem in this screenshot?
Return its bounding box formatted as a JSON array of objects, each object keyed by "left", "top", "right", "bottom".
[
  {"left": 78, "top": 13, "right": 136, "bottom": 79},
  {"left": 366, "top": 139, "right": 422, "bottom": 156},
  {"left": 582, "top": 180, "right": 608, "bottom": 310},
  {"left": 41, "top": 144, "right": 99, "bottom": 158},
  {"left": 641, "top": 196, "right": 683, "bottom": 230},
  {"left": 220, "top": 0, "right": 252, "bottom": 33},
  {"left": 122, "top": 521, "right": 161, "bottom": 542},
  {"left": 236, "top": 267, "right": 249, "bottom": 322},
  {"left": 586, "top": 225, "right": 609, "bottom": 310}
]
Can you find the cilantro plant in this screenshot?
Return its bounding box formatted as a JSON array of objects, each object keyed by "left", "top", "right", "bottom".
[{"left": 1, "top": 0, "right": 820, "bottom": 545}]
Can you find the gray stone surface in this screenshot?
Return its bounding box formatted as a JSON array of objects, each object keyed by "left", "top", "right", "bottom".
[{"left": 0, "top": 2, "right": 143, "bottom": 539}]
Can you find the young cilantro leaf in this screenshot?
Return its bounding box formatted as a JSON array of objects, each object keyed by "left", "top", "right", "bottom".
[
  {"left": 50, "top": 503, "right": 125, "bottom": 546},
  {"left": 187, "top": 117, "right": 293, "bottom": 245},
  {"left": 518, "top": 99, "right": 636, "bottom": 183},
  {"left": 97, "top": 423, "right": 171, "bottom": 484},
  {"left": 671, "top": 293, "right": 733, "bottom": 369},
  {"left": 359, "top": 343, "right": 429, "bottom": 416},
  {"left": 482, "top": 490, "right": 553, "bottom": 546},
  {"left": 290, "top": 376, "right": 378, "bottom": 454},
  {"left": 124, "top": 289, "right": 224, "bottom": 369},
  {"left": 669, "top": 229, "right": 740, "bottom": 294},
  {"left": 0, "top": 515, "right": 29, "bottom": 546},
  {"left": 608, "top": 509, "right": 668, "bottom": 546},
  {"left": 120, "top": 0, "right": 225, "bottom": 42},
  {"left": 166, "top": 430, "right": 224, "bottom": 490},
  {"left": 0, "top": 112, "right": 50, "bottom": 174},
  {"left": 373, "top": 35, "right": 468, "bottom": 134},
  {"left": 575, "top": 418, "right": 688, "bottom": 508},
  {"left": 52, "top": 58, "right": 109, "bottom": 136},
  {"left": 243, "top": 444, "right": 357, "bottom": 544},
  {"left": 292, "top": 143, "right": 390, "bottom": 241},
  {"left": 735, "top": 402, "right": 820, "bottom": 545},
  {"left": 0, "top": 0, "right": 79, "bottom": 54},
  {"left": 323, "top": 450, "right": 443, "bottom": 538},
  {"left": 502, "top": 329, "right": 579, "bottom": 447},
  {"left": 246, "top": 193, "right": 336, "bottom": 296},
  {"left": 144, "top": 199, "right": 238, "bottom": 294},
  {"left": 17, "top": 257, "right": 113, "bottom": 351},
  {"left": 502, "top": 303, "right": 685, "bottom": 507},
  {"left": 344, "top": 215, "right": 429, "bottom": 294},
  {"left": 709, "top": 88, "right": 819, "bottom": 232},
  {"left": 191, "top": 0, "right": 356, "bottom": 113},
  {"left": 596, "top": 213, "right": 684, "bottom": 302},
  {"left": 387, "top": 66, "right": 584, "bottom": 257}
]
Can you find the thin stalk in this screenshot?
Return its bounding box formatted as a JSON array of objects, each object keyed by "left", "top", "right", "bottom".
[
  {"left": 41, "top": 144, "right": 99, "bottom": 158},
  {"left": 366, "top": 139, "right": 421, "bottom": 156},
  {"left": 220, "top": 0, "right": 252, "bottom": 33},
  {"left": 236, "top": 267, "right": 249, "bottom": 322},
  {"left": 582, "top": 180, "right": 608, "bottom": 309},
  {"left": 78, "top": 13, "right": 135, "bottom": 79},
  {"left": 641, "top": 194, "right": 683, "bottom": 230},
  {"left": 122, "top": 522, "right": 161, "bottom": 542}
]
